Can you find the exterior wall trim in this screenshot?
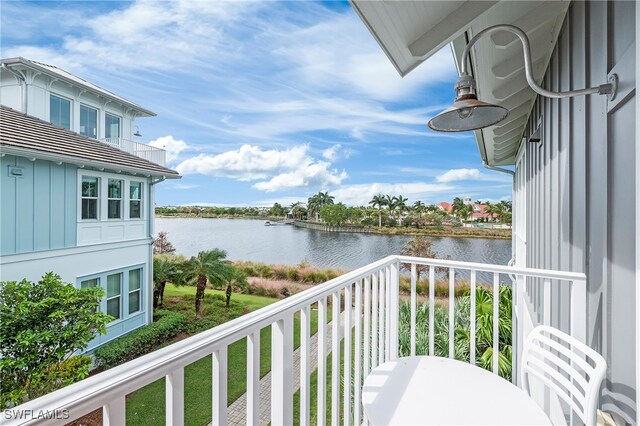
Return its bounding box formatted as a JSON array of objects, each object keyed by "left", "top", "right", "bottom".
[{"left": 0, "top": 238, "right": 152, "bottom": 266}]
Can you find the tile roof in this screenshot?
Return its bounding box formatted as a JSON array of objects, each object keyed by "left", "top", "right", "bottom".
[{"left": 0, "top": 106, "right": 179, "bottom": 178}]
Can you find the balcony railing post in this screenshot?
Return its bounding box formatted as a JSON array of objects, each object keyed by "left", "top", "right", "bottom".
[
  {"left": 389, "top": 262, "right": 399, "bottom": 360},
  {"left": 212, "top": 347, "right": 228, "bottom": 426},
  {"left": 344, "top": 284, "right": 352, "bottom": 424},
  {"left": 247, "top": 331, "right": 260, "bottom": 425},
  {"left": 331, "top": 291, "right": 341, "bottom": 426},
  {"left": 354, "top": 279, "right": 363, "bottom": 426},
  {"left": 300, "top": 306, "right": 311, "bottom": 426},
  {"left": 103, "top": 396, "right": 125, "bottom": 426},
  {"left": 571, "top": 277, "right": 587, "bottom": 344},
  {"left": 166, "top": 367, "right": 185, "bottom": 426},
  {"left": 317, "top": 297, "right": 327, "bottom": 426},
  {"left": 513, "top": 274, "right": 525, "bottom": 386},
  {"left": 271, "top": 316, "right": 294, "bottom": 426}
]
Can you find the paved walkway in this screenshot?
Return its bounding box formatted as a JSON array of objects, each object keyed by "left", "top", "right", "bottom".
[{"left": 218, "top": 311, "right": 350, "bottom": 426}]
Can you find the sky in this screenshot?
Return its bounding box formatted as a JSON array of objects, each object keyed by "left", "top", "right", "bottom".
[{"left": 1, "top": 0, "right": 512, "bottom": 207}]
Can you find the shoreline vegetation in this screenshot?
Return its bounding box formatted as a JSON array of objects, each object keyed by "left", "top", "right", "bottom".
[
  {"left": 156, "top": 192, "right": 513, "bottom": 242},
  {"left": 156, "top": 212, "right": 512, "bottom": 240}
]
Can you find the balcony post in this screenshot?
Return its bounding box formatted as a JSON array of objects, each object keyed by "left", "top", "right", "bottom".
[
  {"left": 166, "top": 367, "right": 184, "bottom": 426},
  {"left": 389, "top": 261, "right": 399, "bottom": 360},
  {"left": 271, "top": 316, "right": 294, "bottom": 426},
  {"left": 103, "top": 396, "right": 125, "bottom": 426}
]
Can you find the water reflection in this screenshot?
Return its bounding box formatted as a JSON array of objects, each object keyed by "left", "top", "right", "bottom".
[{"left": 157, "top": 218, "right": 512, "bottom": 281}]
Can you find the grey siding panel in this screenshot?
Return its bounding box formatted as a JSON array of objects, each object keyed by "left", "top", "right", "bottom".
[
  {"left": 606, "top": 98, "right": 636, "bottom": 421},
  {"left": 0, "top": 155, "right": 77, "bottom": 256},
  {"left": 519, "top": 1, "right": 636, "bottom": 422}
]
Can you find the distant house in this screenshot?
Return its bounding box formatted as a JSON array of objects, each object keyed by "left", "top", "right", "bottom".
[
  {"left": 0, "top": 57, "right": 180, "bottom": 350},
  {"left": 436, "top": 201, "right": 452, "bottom": 213}
]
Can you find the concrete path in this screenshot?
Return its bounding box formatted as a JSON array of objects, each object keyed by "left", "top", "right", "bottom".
[{"left": 219, "top": 311, "right": 350, "bottom": 426}]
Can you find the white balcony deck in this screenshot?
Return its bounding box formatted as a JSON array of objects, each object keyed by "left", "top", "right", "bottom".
[
  {"left": 101, "top": 138, "right": 166, "bottom": 167},
  {"left": 4, "top": 256, "right": 586, "bottom": 425}
]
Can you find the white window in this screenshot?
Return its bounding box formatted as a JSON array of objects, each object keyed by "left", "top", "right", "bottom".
[
  {"left": 105, "top": 113, "right": 121, "bottom": 139},
  {"left": 106, "top": 273, "right": 122, "bottom": 320},
  {"left": 81, "top": 278, "right": 99, "bottom": 289},
  {"left": 128, "top": 269, "right": 142, "bottom": 314},
  {"left": 81, "top": 176, "right": 99, "bottom": 220},
  {"left": 50, "top": 94, "right": 71, "bottom": 130},
  {"left": 78, "top": 266, "right": 144, "bottom": 323},
  {"left": 129, "top": 182, "right": 142, "bottom": 219},
  {"left": 80, "top": 104, "right": 98, "bottom": 138},
  {"left": 108, "top": 179, "right": 123, "bottom": 219}
]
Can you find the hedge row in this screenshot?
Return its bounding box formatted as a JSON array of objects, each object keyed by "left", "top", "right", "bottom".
[{"left": 93, "top": 310, "right": 187, "bottom": 369}]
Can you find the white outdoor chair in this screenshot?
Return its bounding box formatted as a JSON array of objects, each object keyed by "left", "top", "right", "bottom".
[{"left": 521, "top": 325, "right": 606, "bottom": 426}]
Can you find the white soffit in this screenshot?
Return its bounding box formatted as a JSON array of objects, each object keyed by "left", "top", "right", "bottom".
[{"left": 351, "top": 0, "right": 570, "bottom": 166}]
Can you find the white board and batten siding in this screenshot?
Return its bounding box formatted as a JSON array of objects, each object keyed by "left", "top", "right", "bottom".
[{"left": 514, "top": 2, "right": 636, "bottom": 423}]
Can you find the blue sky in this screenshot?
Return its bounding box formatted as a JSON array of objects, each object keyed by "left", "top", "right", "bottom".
[{"left": 2, "top": 0, "right": 512, "bottom": 207}]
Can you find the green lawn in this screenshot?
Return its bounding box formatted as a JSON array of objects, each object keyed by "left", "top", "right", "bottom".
[{"left": 126, "top": 284, "right": 330, "bottom": 426}]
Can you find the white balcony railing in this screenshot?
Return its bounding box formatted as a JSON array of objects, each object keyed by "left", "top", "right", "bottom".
[
  {"left": 3, "top": 256, "right": 586, "bottom": 425},
  {"left": 101, "top": 137, "right": 166, "bottom": 167}
]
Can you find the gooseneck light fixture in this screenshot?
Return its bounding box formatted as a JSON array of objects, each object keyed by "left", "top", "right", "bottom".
[{"left": 428, "top": 24, "right": 618, "bottom": 132}]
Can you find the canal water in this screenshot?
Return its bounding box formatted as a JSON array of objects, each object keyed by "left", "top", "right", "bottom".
[{"left": 156, "top": 218, "right": 512, "bottom": 272}]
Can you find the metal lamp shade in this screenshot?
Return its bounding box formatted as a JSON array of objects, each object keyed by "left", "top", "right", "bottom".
[{"left": 428, "top": 96, "right": 509, "bottom": 132}]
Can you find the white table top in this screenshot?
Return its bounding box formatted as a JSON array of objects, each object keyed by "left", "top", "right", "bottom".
[{"left": 362, "top": 356, "right": 551, "bottom": 425}]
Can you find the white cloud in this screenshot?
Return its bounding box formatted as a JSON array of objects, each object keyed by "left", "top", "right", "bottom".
[
  {"left": 436, "top": 168, "right": 482, "bottom": 183},
  {"left": 253, "top": 162, "right": 347, "bottom": 192},
  {"left": 148, "top": 135, "right": 189, "bottom": 164},
  {"left": 176, "top": 144, "right": 347, "bottom": 192},
  {"left": 176, "top": 144, "right": 308, "bottom": 180},
  {"left": 332, "top": 182, "right": 453, "bottom": 206},
  {"left": 322, "top": 144, "right": 352, "bottom": 162}
]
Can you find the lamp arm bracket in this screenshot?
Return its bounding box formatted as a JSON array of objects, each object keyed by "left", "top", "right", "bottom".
[{"left": 461, "top": 24, "right": 616, "bottom": 100}]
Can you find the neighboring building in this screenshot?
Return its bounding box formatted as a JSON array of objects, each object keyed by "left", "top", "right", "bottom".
[
  {"left": 0, "top": 58, "right": 180, "bottom": 350},
  {"left": 352, "top": 0, "right": 637, "bottom": 423},
  {"left": 436, "top": 201, "right": 452, "bottom": 213}
]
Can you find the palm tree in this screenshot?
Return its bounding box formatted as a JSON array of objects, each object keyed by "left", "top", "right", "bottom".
[
  {"left": 181, "top": 249, "right": 232, "bottom": 317},
  {"left": 153, "top": 256, "right": 180, "bottom": 308},
  {"left": 452, "top": 197, "right": 465, "bottom": 217},
  {"left": 308, "top": 191, "right": 335, "bottom": 221},
  {"left": 369, "top": 194, "right": 387, "bottom": 227},
  {"left": 394, "top": 195, "right": 409, "bottom": 225},
  {"left": 225, "top": 268, "right": 249, "bottom": 307},
  {"left": 413, "top": 201, "right": 426, "bottom": 217}
]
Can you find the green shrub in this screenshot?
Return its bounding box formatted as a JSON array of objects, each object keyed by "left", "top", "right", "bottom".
[
  {"left": 94, "top": 310, "right": 187, "bottom": 369},
  {"left": 398, "top": 285, "right": 512, "bottom": 380},
  {"left": 0, "top": 273, "right": 110, "bottom": 408}
]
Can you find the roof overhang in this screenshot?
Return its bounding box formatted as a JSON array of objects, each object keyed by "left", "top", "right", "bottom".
[
  {"left": 350, "top": 0, "right": 570, "bottom": 166},
  {"left": 1, "top": 57, "right": 156, "bottom": 118},
  {"left": 0, "top": 145, "right": 180, "bottom": 179}
]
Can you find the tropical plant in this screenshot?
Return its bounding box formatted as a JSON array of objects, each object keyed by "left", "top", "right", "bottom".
[
  {"left": 320, "top": 203, "right": 348, "bottom": 226},
  {"left": 224, "top": 268, "right": 250, "bottom": 307},
  {"left": 268, "top": 202, "right": 287, "bottom": 217},
  {"left": 153, "top": 256, "right": 181, "bottom": 308},
  {"left": 369, "top": 194, "right": 387, "bottom": 227},
  {"left": 398, "top": 285, "right": 513, "bottom": 380},
  {"left": 308, "top": 191, "right": 335, "bottom": 221},
  {"left": 180, "top": 250, "right": 233, "bottom": 317},
  {"left": 0, "top": 273, "right": 111, "bottom": 407},
  {"left": 394, "top": 195, "right": 409, "bottom": 225}
]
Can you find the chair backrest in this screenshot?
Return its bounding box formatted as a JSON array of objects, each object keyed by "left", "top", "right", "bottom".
[{"left": 520, "top": 325, "right": 606, "bottom": 426}]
